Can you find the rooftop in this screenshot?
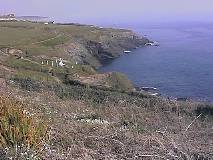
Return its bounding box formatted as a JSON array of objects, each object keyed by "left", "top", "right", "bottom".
[{"left": 0, "top": 14, "right": 15, "bottom": 18}]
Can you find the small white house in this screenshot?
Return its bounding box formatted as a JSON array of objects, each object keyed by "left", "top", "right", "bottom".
[
  {"left": 58, "top": 58, "right": 65, "bottom": 67},
  {"left": 59, "top": 61, "right": 65, "bottom": 67}
]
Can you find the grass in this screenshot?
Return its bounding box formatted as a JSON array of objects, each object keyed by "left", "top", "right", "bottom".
[
  {"left": 1, "top": 54, "right": 97, "bottom": 84},
  {"left": 3, "top": 56, "right": 57, "bottom": 83},
  {"left": 0, "top": 21, "right": 147, "bottom": 69},
  {"left": 0, "top": 22, "right": 100, "bottom": 83},
  {"left": 0, "top": 22, "right": 55, "bottom": 47},
  {"left": 4, "top": 76, "right": 213, "bottom": 159},
  {"left": 0, "top": 96, "right": 47, "bottom": 159},
  {"left": 0, "top": 21, "right": 103, "bottom": 48},
  {"left": 107, "top": 72, "right": 134, "bottom": 91},
  {"left": 67, "top": 64, "right": 96, "bottom": 76},
  {"left": 25, "top": 45, "right": 58, "bottom": 57},
  {"left": 76, "top": 113, "right": 102, "bottom": 121},
  {"left": 14, "top": 70, "right": 55, "bottom": 82},
  {"left": 13, "top": 77, "right": 151, "bottom": 106},
  {"left": 40, "top": 34, "right": 70, "bottom": 47},
  {"left": 4, "top": 57, "right": 48, "bottom": 72},
  {"left": 0, "top": 22, "right": 70, "bottom": 63}
]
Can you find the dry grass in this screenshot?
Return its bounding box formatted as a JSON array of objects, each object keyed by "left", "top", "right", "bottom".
[
  {"left": 0, "top": 76, "right": 212, "bottom": 159},
  {"left": 4, "top": 79, "right": 212, "bottom": 160},
  {"left": 0, "top": 96, "right": 47, "bottom": 159}
]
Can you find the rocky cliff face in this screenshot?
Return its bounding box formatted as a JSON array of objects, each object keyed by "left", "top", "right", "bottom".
[{"left": 65, "top": 27, "right": 150, "bottom": 68}]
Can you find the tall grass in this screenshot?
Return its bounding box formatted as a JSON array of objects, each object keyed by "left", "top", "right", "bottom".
[{"left": 0, "top": 96, "right": 47, "bottom": 159}]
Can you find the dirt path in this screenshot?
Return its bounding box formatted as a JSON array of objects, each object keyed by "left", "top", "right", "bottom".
[
  {"left": 32, "top": 34, "right": 62, "bottom": 45},
  {"left": 22, "top": 58, "right": 41, "bottom": 65}
]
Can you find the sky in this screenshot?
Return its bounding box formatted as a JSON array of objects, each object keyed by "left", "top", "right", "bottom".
[{"left": 1, "top": 0, "right": 213, "bottom": 25}]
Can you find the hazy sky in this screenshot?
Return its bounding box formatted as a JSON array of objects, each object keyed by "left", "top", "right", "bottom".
[{"left": 1, "top": 0, "right": 213, "bottom": 24}]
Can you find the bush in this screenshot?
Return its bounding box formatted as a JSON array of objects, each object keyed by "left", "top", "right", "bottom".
[
  {"left": 0, "top": 96, "right": 47, "bottom": 159},
  {"left": 195, "top": 105, "right": 213, "bottom": 117},
  {"left": 107, "top": 72, "right": 134, "bottom": 91},
  {"left": 12, "top": 77, "right": 41, "bottom": 91}
]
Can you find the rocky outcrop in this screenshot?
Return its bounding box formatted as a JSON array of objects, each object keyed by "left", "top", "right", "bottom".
[
  {"left": 83, "top": 31, "right": 149, "bottom": 67},
  {"left": 64, "top": 27, "right": 150, "bottom": 68},
  {"left": 66, "top": 72, "right": 134, "bottom": 92},
  {"left": 0, "top": 48, "right": 24, "bottom": 57}
]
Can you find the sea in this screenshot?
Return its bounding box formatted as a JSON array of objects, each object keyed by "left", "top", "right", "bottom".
[{"left": 99, "top": 22, "right": 213, "bottom": 103}]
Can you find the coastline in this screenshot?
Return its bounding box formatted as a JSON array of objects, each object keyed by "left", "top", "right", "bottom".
[
  {"left": 0, "top": 20, "right": 213, "bottom": 159},
  {"left": 1, "top": 20, "right": 211, "bottom": 102}
]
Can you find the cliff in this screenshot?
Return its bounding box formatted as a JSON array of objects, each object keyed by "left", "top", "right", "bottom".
[
  {"left": 61, "top": 25, "right": 150, "bottom": 68},
  {"left": 81, "top": 30, "right": 149, "bottom": 67}
]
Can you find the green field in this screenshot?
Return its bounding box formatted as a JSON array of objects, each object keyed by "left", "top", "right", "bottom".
[{"left": 0, "top": 21, "right": 128, "bottom": 47}]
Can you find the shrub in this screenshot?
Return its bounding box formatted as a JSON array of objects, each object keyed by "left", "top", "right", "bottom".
[
  {"left": 12, "top": 77, "right": 41, "bottom": 91},
  {"left": 107, "top": 72, "right": 134, "bottom": 91}
]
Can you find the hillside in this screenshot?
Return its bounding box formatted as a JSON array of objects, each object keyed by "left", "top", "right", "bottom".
[
  {"left": 0, "top": 21, "right": 150, "bottom": 89},
  {"left": 0, "top": 21, "right": 212, "bottom": 160},
  {"left": 0, "top": 21, "right": 149, "bottom": 68}
]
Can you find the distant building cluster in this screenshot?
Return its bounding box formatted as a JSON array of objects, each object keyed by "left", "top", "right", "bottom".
[
  {"left": 40, "top": 58, "right": 78, "bottom": 70},
  {"left": 0, "top": 14, "right": 17, "bottom": 21},
  {"left": 0, "top": 14, "right": 54, "bottom": 24},
  {"left": 41, "top": 58, "right": 66, "bottom": 67}
]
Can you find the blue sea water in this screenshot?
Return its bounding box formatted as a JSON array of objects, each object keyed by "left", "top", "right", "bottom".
[{"left": 99, "top": 22, "right": 213, "bottom": 102}]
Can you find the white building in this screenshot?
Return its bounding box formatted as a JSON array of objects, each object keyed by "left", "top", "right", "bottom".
[
  {"left": 58, "top": 58, "right": 65, "bottom": 67},
  {"left": 0, "top": 14, "right": 17, "bottom": 21}
]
